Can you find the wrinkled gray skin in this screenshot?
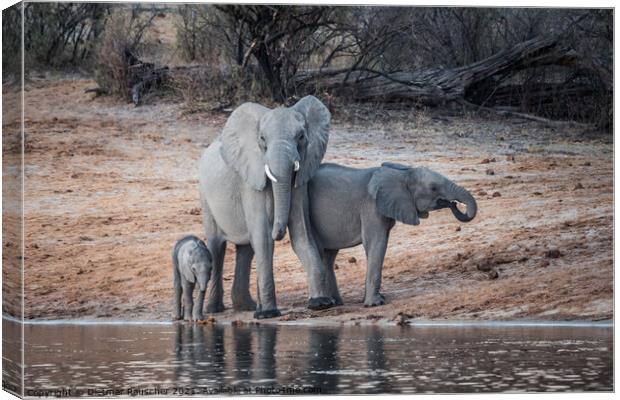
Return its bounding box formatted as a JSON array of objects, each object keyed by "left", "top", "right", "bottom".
[
  {"left": 307, "top": 162, "right": 478, "bottom": 307},
  {"left": 172, "top": 235, "right": 213, "bottom": 321},
  {"left": 199, "top": 96, "right": 340, "bottom": 319}
]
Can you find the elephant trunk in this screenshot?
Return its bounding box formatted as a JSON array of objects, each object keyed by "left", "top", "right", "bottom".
[
  {"left": 271, "top": 179, "right": 292, "bottom": 240},
  {"left": 197, "top": 269, "right": 210, "bottom": 292},
  {"left": 446, "top": 182, "right": 477, "bottom": 222},
  {"left": 266, "top": 147, "right": 298, "bottom": 241}
]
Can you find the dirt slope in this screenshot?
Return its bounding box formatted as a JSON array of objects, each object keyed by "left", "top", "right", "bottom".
[{"left": 2, "top": 78, "right": 612, "bottom": 322}]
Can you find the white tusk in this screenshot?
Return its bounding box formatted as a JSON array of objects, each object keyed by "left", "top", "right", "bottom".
[
  {"left": 294, "top": 160, "right": 300, "bottom": 171},
  {"left": 265, "top": 164, "right": 278, "bottom": 183}
]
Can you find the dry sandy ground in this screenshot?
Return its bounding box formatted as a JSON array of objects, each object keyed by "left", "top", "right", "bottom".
[{"left": 2, "top": 77, "right": 613, "bottom": 323}]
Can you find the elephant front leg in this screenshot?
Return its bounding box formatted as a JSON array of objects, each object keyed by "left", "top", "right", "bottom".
[
  {"left": 193, "top": 290, "right": 206, "bottom": 321},
  {"left": 250, "top": 231, "right": 280, "bottom": 319},
  {"left": 322, "top": 249, "right": 343, "bottom": 306},
  {"left": 232, "top": 244, "right": 257, "bottom": 311},
  {"left": 289, "top": 185, "right": 338, "bottom": 310},
  {"left": 206, "top": 238, "right": 226, "bottom": 313},
  {"left": 362, "top": 229, "right": 389, "bottom": 307},
  {"left": 182, "top": 281, "right": 195, "bottom": 321}
]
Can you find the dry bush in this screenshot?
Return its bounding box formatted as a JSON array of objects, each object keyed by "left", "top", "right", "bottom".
[
  {"left": 170, "top": 65, "right": 268, "bottom": 113},
  {"left": 93, "top": 7, "right": 157, "bottom": 100}
]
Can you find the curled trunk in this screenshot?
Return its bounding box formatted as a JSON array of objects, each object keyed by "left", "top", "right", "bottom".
[{"left": 444, "top": 183, "right": 477, "bottom": 222}]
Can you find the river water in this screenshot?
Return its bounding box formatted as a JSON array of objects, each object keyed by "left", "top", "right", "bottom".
[{"left": 2, "top": 320, "right": 613, "bottom": 395}]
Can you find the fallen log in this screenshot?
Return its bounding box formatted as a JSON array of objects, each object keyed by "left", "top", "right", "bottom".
[{"left": 294, "top": 37, "right": 608, "bottom": 107}]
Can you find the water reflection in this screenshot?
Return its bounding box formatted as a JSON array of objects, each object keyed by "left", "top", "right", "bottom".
[{"left": 10, "top": 319, "right": 613, "bottom": 395}]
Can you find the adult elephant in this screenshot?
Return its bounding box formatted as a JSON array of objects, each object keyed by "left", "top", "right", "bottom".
[{"left": 198, "top": 96, "right": 339, "bottom": 319}]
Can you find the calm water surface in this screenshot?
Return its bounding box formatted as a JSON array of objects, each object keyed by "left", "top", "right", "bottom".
[{"left": 2, "top": 320, "right": 613, "bottom": 395}]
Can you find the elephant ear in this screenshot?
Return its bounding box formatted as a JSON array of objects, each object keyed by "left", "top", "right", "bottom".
[
  {"left": 181, "top": 264, "right": 196, "bottom": 283},
  {"left": 368, "top": 166, "right": 419, "bottom": 225},
  {"left": 219, "top": 102, "right": 271, "bottom": 191},
  {"left": 291, "top": 95, "right": 330, "bottom": 187}
]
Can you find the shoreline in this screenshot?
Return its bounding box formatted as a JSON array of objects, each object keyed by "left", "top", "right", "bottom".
[{"left": 4, "top": 314, "right": 613, "bottom": 328}]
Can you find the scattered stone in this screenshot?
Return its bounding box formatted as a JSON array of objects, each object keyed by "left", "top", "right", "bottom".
[
  {"left": 492, "top": 191, "right": 501, "bottom": 197},
  {"left": 539, "top": 260, "right": 550, "bottom": 268},
  {"left": 334, "top": 263, "right": 339, "bottom": 270},
  {"left": 394, "top": 312, "right": 410, "bottom": 326},
  {"left": 161, "top": 186, "right": 173, "bottom": 190},
  {"left": 71, "top": 173, "right": 80, "bottom": 178},
  {"left": 455, "top": 226, "right": 462, "bottom": 232},
  {"left": 79, "top": 235, "right": 94, "bottom": 241},
  {"left": 478, "top": 190, "right": 487, "bottom": 196},
  {"left": 506, "top": 155, "right": 515, "bottom": 162},
  {"left": 481, "top": 158, "right": 496, "bottom": 164},
  {"left": 533, "top": 191, "right": 543, "bottom": 196},
  {"left": 477, "top": 263, "right": 492, "bottom": 272},
  {"left": 505, "top": 175, "right": 514, "bottom": 179},
  {"left": 545, "top": 249, "right": 562, "bottom": 259},
  {"left": 189, "top": 207, "right": 201, "bottom": 215},
  {"left": 582, "top": 162, "right": 591, "bottom": 166},
  {"left": 347, "top": 256, "right": 357, "bottom": 264},
  {"left": 487, "top": 270, "right": 499, "bottom": 279},
  {"left": 485, "top": 169, "right": 495, "bottom": 175},
  {"left": 573, "top": 183, "right": 584, "bottom": 190}
]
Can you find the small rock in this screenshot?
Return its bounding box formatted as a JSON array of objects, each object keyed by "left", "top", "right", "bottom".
[
  {"left": 485, "top": 169, "right": 495, "bottom": 175},
  {"left": 478, "top": 190, "right": 488, "bottom": 196},
  {"left": 394, "top": 312, "right": 410, "bottom": 326},
  {"left": 347, "top": 256, "right": 357, "bottom": 264},
  {"left": 492, "top": 191, "right": 501, "bottom": 197},
  {"left": 573, "top": 183, "right": 584, "bottom": 190},
  {"left": 79, "top": 235, "right": 94, "bottom": 241},
  {"left": 583, "top": 162, "right": 591, "bottom": 166},
  {"left": 231, "top": 320, "right": 244, "bottom": 326},
  {"left": 455, "top": 226, "right": 462, "bottom": 232},
  {"left": 539, "top": 260, "right": 550, "bottom": 268},
  {"left": 189, "top": 207, "right": 201, "bottom": 215},
  {"left": 334, "top": 263, "right": 339, "bottom": 270},
  {"left": 477, "top": 263, "right": 492, "bottom": 272},
  {"left": 545, "top": 249, "right": 561, "bottom": 259},
  {"left": 507, "top": 155, "right": 515, "bottom": 162},
  {"left": 487, "top": 270, "right": 499, "bottom": 279},
  {"left": 533, "top": 191, "right": 543, "bottom": 196}
]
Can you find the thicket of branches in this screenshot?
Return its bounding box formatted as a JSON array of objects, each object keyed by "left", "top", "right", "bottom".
[
  {"left": 4, "top": 3, "right": 613, "bottom": 129},
  {"left": 174, "top": 5, "right": 613, "bottom": 128}
]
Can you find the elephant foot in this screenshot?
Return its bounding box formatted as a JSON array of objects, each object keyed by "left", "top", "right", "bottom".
[
  {"left": 172, "top": 314, "right": 182, "bottom": 321},
  {"left": 363, "top": 293, "right": 386, "bottom": 307},
  {"left": 333, "top": 294, "right": 344, "bottom": 306},
  {"left": 253, "top": 309, "right": 281, "bottom": 319},
  {"left": 206, "top": 301, "right": 225, "bottom": 314},
  {"left": 193, "top": 313, "right": 205, "bottom": 321},
  {"left": 308, "top": 296, "right": 336, "bottom": 310},
  {"left": 233, "top": 297, "right": 257, "bottom": 312}
]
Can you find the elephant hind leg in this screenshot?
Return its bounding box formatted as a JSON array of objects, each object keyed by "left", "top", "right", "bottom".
[
  {"left": 206, "top": 237, "right": 227, "bottom": 313},
  {"left": 232, "top": 244, "right": 257, "bottom": 311},
  {"left": 322, "top": 249, "right": 343, "bottom": 306}
]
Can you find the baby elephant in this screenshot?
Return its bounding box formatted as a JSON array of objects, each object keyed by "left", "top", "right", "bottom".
[
  {"left": 172, "top": 235, "right": 213, "bottom": 321},
  {"left": 308, "top": 162, "right": 477, "bottom": 307}
]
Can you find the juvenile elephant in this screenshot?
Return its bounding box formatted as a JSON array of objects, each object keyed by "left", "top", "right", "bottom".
[
  {"left": 199, "top": 96, "right": 340, "bottom": 319},
  {"left": 172, "top": 235, "right": 212, "bottom": 321},
  {"left": 307, "top": 162, "right": 477, "bottom": 307}
]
